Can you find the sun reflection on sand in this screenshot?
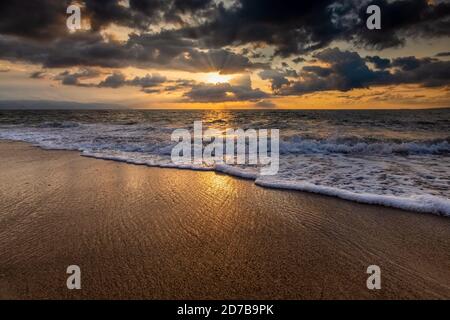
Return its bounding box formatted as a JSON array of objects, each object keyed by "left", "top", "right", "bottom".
[{"left": 201, "top": 171, "right": 237, "bottom": 193}]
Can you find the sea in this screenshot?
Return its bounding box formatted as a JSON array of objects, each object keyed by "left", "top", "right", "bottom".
[{"left": 0, "top": 109, "right": 448, "bottom": 216}]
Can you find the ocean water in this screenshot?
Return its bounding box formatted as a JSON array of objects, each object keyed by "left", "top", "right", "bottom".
[{"left": 0, "top": 109, "right": 449, "bottom": 216}]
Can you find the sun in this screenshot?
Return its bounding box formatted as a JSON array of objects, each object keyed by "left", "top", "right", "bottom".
[{"left": 205, "top": 72, "right": 232, "bottom": 84}]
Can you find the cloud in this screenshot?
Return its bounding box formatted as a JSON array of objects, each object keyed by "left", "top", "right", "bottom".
[
  {"left": 184, "top": 75, "right": 268, "bottom": 102},
  {"left": 292, "top": 57, "right": 306, "bottom": 64},
  {"left": 51, "top": 46, "right": 450, "bottom": 101},
  {"left": 89, "top": 0, "right": 216, "bottom": 28},
  {"left": 55, "top": 69, "right": 169, "bottom": 91},
  {"left": 273, "top": 48, "right": 450, "bottom": 95},
  {"left": 0, "top": 0, "right": 215, "bottom": 40},
  {"left": 97, "top": 71, "right": 127, "bottom": 88},
  {"left": 30, "top": 71, "right": 48, "bottom": 79},
  {"left": 55, "top": 68, "right": 101, "bottom": 87},
  {"left": 180, "top": 0, "right": 344, "bottom": 56},
  {"left": 164, "top": 79, "right": 197, "bottom": 92},
  {"left": 0, "top": 1, "right": 448, "bottom": 60},
  {"left": 391, "top": 58, "right": 450, "bottom": 87},
  {"left": 128, "top": 73, "right": 167, "bottom": 88},
  {"left": 142, "top": 88, "right": 161, "bottom": 94},
  {"left": 0, "top": 1, "right": 71, "bottom": 39},
  {"left": 85, "top": 0, "right": 152, "bottom": 31},
  {"left": 177, "top": 0, "right": 449, "bottom": 56},
  {"left": 0, "top": 1, "right": 448, "bottom": 74},
  {"left": 0, "top": 30, "right": 265, "bottom": 74},
  {"left": 353, "top": 0, "right": 450, "bottom": 49},
  {"left": 365, "top": 56, "right": 391, "bottom": 69},
  {"left": 259, "top": 69, "right": 291, "bottom": 91}
]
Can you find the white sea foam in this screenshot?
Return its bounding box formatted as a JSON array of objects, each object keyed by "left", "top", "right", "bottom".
[
  {"left": 255, "top": 179, "right": 450, "bottom": 217},
  {"left": 215, "top": 164, "right": 258, "bottom": 180}
]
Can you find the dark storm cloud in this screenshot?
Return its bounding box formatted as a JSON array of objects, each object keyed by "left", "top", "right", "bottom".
[
  {"left": 353, "top": 0, "right": 450, "bottom": 49},
  {"left": 259, "top": 69, "right": 291, "bottom": 91},
  {"left": 171, "top": 0, "right": 213, "bottom": 13},
  {"left": 277, "top": 48, "right": 391, "bottom": 95},
  {"left": 83, "top": 0, "right": 217, "bottom": 31},
  {"left": 0, "top": 0, "right": 213, "bottom": 37},
  {"left": 365, "top": 56, "right": 391, "bottom": 69},
  {"left": 391, "top": 58, "right": 450, "bottom": 87},
  {"left": 178, "top": 0, "right": 450, "bottom": 56},
  {"left": 0, "top": 0, "right": 449, "bottom": 71},
  {"left": 391, "top": 56, "right": 436, "bottom": 71},
  {"left": 272, "top": 48, "right": 450, "bottom": 96},
  {"left": 0, "top": 32, "right": 129, "bottom": 68},
  {"left": 85, "top": 0, "right": 146, "bottom": 30},
  {"left": 126, "top": 31, "right": 268, "bottom": 73},
  {"left": 302, "top": 66, "right": 333, "bottom": 78},
  {"left": 1, "top": 0, "right": 449, "bottom": 56},
  {"left": 0, "top": 1, "right": 71, "bottom": 39},
  {"left": 85, "top": 0, "right": 207, "bottom": 30},
  {"left": 0, "top": 30, "right": 264, "bottom": 74},
  {"left": 181, "top": 0, "right": 345, "bottom": 56}
]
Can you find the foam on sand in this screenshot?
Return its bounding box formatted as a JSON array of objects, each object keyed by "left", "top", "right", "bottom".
[{"left": 255, "top": 179, "right": 450, "bottom": 216}]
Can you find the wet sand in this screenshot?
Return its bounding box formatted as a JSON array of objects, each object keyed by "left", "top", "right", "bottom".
[{"left": 0, "top": 141, "right": 449, "bottom": 299}]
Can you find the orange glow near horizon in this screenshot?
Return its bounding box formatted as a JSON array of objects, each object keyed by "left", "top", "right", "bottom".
[{"left": 1, "top": 60, "right": 449, "bottom": 110}]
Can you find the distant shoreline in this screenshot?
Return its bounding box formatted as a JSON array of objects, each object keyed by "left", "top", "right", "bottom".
[
  {"left": 0, "top": 100, "right": 126, "bottom": 110},
  {"left": 0, "top": 100, "right": 448, "bottom": 111}
]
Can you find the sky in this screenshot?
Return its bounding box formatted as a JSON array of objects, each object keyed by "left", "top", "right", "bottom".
[{"left": 0, "top": 0, "right": 449, "bottom": 109}]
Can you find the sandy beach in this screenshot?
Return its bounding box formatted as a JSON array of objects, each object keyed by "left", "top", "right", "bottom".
[{"left": 0, "top": 140, "right": 449, "bottom": 299}]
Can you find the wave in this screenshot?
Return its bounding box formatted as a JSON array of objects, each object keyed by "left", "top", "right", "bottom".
[
  {"left": 280, "top": 137, "right": 450, "bottom": 155},
  {"left": 36, "top": 121, "right": 81, "bottom": 128}
]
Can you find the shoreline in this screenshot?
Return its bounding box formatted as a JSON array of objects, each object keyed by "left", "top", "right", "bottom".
[
  {"left": 0, "top": 140, "right": 449, "bottom": 299},
  {"left": 1, "top": 139, "right": 449, "bottom": 217}
]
